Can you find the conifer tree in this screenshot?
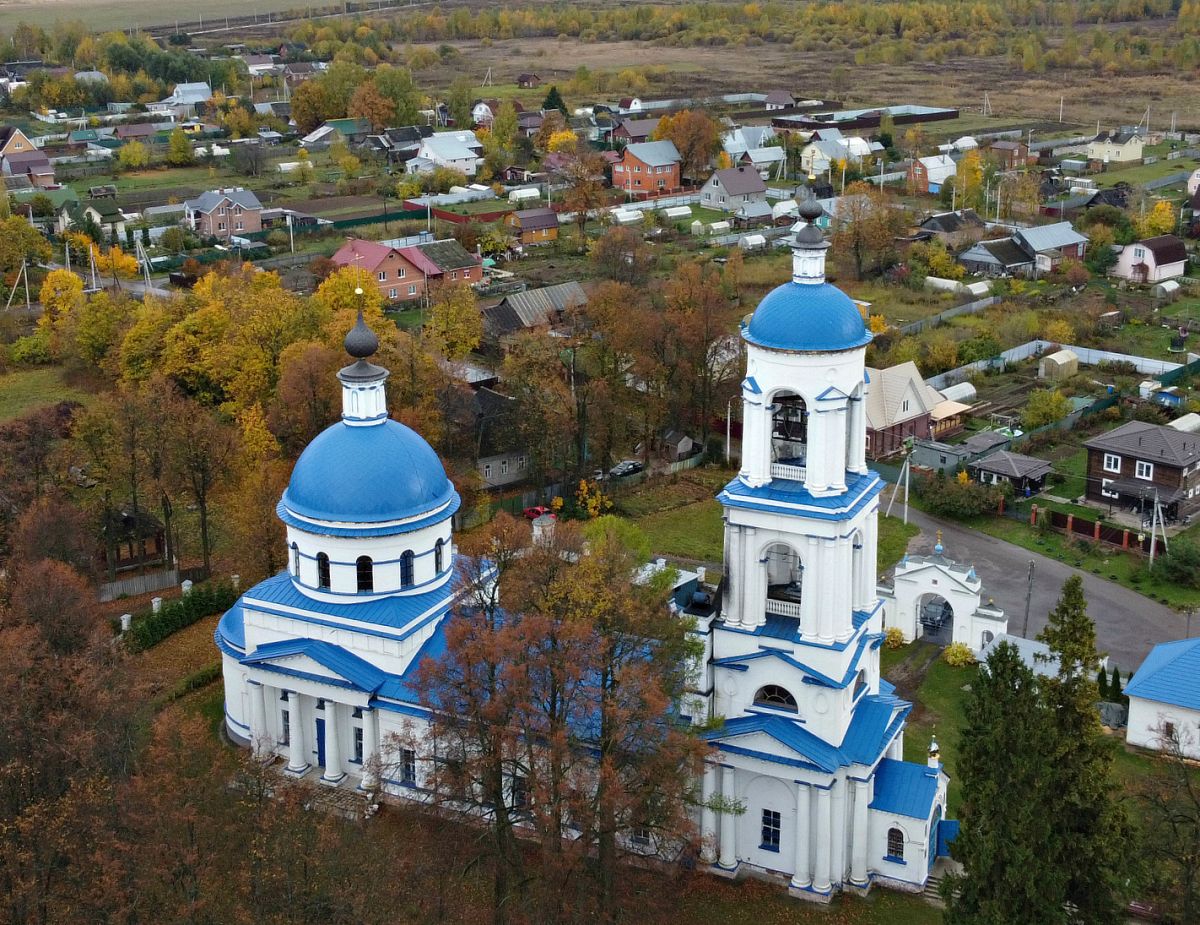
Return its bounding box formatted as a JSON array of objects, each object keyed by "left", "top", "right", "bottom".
[
  {"left": 1037, "top": 576, "right": 1132, "bottom": 922},
  {"left": 1096, "top": 666, "right": 1109, "bottom": 701},
  {"left": 943, "top": 642, "right": 1066, "bottom": 924},
  {"left": 542, "top": 85, "right": 567, "bottom": 115},
  {"left": 1111, "top": 665, "right": 1122, "bottom": 697}
]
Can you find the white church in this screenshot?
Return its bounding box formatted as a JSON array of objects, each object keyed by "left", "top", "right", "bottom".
[{"left": 216, "top": 198, "right": 950, "bottom": 901}]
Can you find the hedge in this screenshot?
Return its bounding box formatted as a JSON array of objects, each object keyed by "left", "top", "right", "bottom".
[{"left": 126, "top": 579, "right": 239, "bottom": 653}]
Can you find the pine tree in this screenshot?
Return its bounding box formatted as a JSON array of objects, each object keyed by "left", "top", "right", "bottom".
[
  {"left": 542, "top": 85, "right": 567, "bottom": 115},
  {"left": 943, "top": 641, "right": 1067, "bottom": 924},
  {"left": 1037, "top": 576, "right": 1132, "bottom": 922},
  {"left": 1096, "top": 666, "right": 1109, "bottom": 701},
  {"left": 1110, "top": 665, "right": 1121, "bottom": 697}
]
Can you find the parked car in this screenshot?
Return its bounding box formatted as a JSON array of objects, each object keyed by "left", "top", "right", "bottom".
[
  {"left": 609, "top": 460, "right": 644, "bottom": 479},
  {"left": 522, "top": 505, "right": 555, "bottom": 520}
]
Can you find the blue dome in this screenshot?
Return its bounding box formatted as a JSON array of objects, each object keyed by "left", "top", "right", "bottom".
[
  {"left": 744, "top": 281, "right": 871, "bottom": 353},
  {"left": 282, "top": 419, "right": 456, "bottom": 524}
]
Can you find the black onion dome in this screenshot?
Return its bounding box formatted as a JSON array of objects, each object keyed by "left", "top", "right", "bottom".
[
  {"left": 344, "top": 310, "right": 379, "bottom": 359},
  {"left": 798, "top": 197, "right": 824, "bottom": 223}
]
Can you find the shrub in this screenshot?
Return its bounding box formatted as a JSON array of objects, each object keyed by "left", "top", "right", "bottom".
[
  {"left": 1159, "top": 538, "right": 1200, "bottom": 589},
  {"left": 942, "top": 641, "right": 977, "bottom": 667},
  {"left": 126, "top": 579, "right": 239, "bottom": 652},
  {"left": 885, "top": 626, "right": 906, "bottom": 649},
  {"left": 9, "top": 330, "right": 52, "bottom": 364}
]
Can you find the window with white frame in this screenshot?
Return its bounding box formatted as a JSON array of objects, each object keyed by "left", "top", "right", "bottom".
[
  {"left": 400, "top": 748, "right": 417, "bottom": 786},
  {"left": 761, "top": 809, "right": 781, "bottom": 851},
  {"left": 1103, "top": 453, "right": 1121, "bottom": 473},
  {"left": 501, "top": 459, "right": 509, "bottom": 475},
  {"left": 378, "top": 271, "right": 386, "bottom": 281},
  {"left": 631, "top": 826, "right": 651, "bottom": 845},
  {"left": 483, "top": 463, "right": 492, "bottom": 479},
  {"left": 886, "top": 827, "right": 905, "bottom": 860},
  {"left": 408, "top": 284, "right": 416, "bottom": 295},
  {"left": 1136, "top": 460, "right": 1153, "bottom": 480},
  {"left": 389, "top": 288, "right": 397, "bottom": 299},
  {"left": 518, "top": 456, "right": 527, "bottom": 470},
  {"left": 1101, "top": 478, "right": 1118, "bottom": 499}
]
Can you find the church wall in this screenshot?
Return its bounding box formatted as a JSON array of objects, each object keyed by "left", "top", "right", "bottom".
[
  {"left": 222, "top": 655, "right": 251, "bottom": 744},
  {"left": 867, "top": 812, "right": 927, "bottom": 888},
  {"left": 736, "top": 772, "right": 798, "bottom": 875},
  {"left": 1127, "top": 699, "right": 1200, "bottom": 759}
]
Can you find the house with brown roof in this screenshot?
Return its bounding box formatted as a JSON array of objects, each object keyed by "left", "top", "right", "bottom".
[
  {"left": 611, "top": 140, "right": 681, "bottom": 196},
  {"left": 516, "top": 73, "right": 541, "bottom": 89},
  {"left": 481, "top": 281, "right": 587, "bottom": 341},
  {"left": 1085, "top": 420, "right": 1200, "bottom": 517},
  {"left": 1110, "top": 235, "right": 1188, "bottom": 284},
  {"left": 988, "top": 139, "right": 1033, "bottom": 170},
  {"left": 612, "top": 117, "right": 660, "bottom": 146},
  {"left": 916, "top": 209, "right": 986, "bottom": 249},
  {"left": 504, "top": 207, "right": 559, "bottom": 246},
  {"left": 763, "top": 90, "right": 796, "bottom": 111},
  {"left": 2, "top": 148, "right": 54, "bottom": 188},
  {"left": 115, "top": 122, "right": 160, "bottom": 141},
  {"left": 699, "top": 165, "right": 768, "bottom": 213},
  {"left": 969, "top": 451, "right": 1052, "bottom": 495},
  {"left": 332, "top": 237, "right": 483, "bottom": 303}
]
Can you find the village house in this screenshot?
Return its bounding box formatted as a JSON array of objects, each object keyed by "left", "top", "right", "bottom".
[
  {"left": 361, "top": 125, "right": 432, "bottom": 166},
  {"left": 301, "top": 118, "right": 372, "bottom": 148},
  {"left": 503, "top": 207, "right": 559, "bottom": 246},
  {"left": 969, "top": 450, "right": 1052, "bottom": 495},
  {"left": 471, "top": 99, "right": 523, "bottom": 128},
  {"left": 722, "top": 125, "right": 775, "bottom": 159},
  {"left": 183, "top": 188, "right": 264, "bottom": 241},
  {"left": 611, "top": 140, "right": 681, "bottom": 196},
  {"left": 0, "top": 125, "right": 35, "bottom": 158},
  {"left": 612, "top": 117, "right": 660, "bottom": 146},
  {"left": 763, "top": 89, "right": 796, "bottom": 111},
  {"left": 410, "top": 131, "right": 484, "bottom": 176},
  {"left": 700, "top": 165, "right": 768, "bottom": 213},
  {"left": 332, "top": 237, "right": 482, "bottom": 304},
  {"left": 958, "top": 221, "right": 1087, "bottom": 278},
  {"left": 988, "top": 139, "right": 1033, "bottom": 170},
  {"left": 1087, "top": 130, "right": 1144, "bottom": 164},
  {"left": 863, "top": 361, "right": 951, "bottom": 458},
  {"left": 2, "top": 148, "right": 54, "bottom": 187},
  {"left": 907, "top": 154, "right": 957, "bottom": 195},
  {"left": 1125, "top": 638, "right": 1200, "bottom": 760},
  {"left": 516, "top": 73, "right": 541, "bottom": 89},
  {"left": 58, "top": 197, "right": 127, "bottom": 238},
  {"left": 481, "top": 280, "right": 588, "bottom": 342},
  {"left": 739, "top": 146, "right": 787, "bottom": 179},
  {"left": 1110, "top": 234, "right": 1188, "bottom": 284},
  {"left": 240, "top": 54, "right": 279, "bottom": 77},
  {"left": 916, "top": 209, "right": 986, "bottom": 249},
  {"left": 517, "top": 111, "right": 545, "bottom": 138},
  {"left": 157, "top": 81, "right": 212, "bottom": 117},
  {"left": 1084, "top": 420, "right": 1200, "bottom": 517}
]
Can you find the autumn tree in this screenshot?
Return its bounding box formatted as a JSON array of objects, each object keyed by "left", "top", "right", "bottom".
[
  {"left": 268, "top": 341, "right": 342, "bottom": 453},
  {"left": 10, "top": 493, "right": 94, "bottom": 575},
  {"left": 424, "top": 281, "right": 483, "bottom": 361},
  {"left": 117, "top": 138, "right": 149, "bottom": 169},
  {"left": 313, "top": 264, "right": 389, "bottom": 344},
  {"left": 1137, "top": 722, "right": 1200, "bottom": 921},
  {"left": 590, "top": 225, "right": 654, "bottom": 285},
  {"left": 291, "top": 78, "right": 339, "bottom": 134},
  {"left": 557, "top": 140, "right": 609, "bottom": 243},
  {"left": 1135, "top": 199, "right": 1177, "bottom": 238},
  {"left": 501, "top": 330, "right": 577, "bottom": 480},
  {"left": 172, "top": 396, "right": 236, "bottom": 576},
  {"left": 446, "top": 76, "right": 475, "bottom": 128},
  {"left": 348, "top": 80, "right": 396, "bottom": 131},
  {"left": 652, "top": 109, "right": 720, "bottom": 181},
  {"left": 373, "top": 64, "right": 422, "bottom": 125},
  {"left": 830, "top": 181, "right": 906, "bottom": 279},
  {"left": 37, "top": 268, "right": 87, "bottom": 358},
  {"left": 165, "top": 126, "right": 194, "bottom": 166},
  {"left": 1021, "top": 388, "right": 1071, "bottom": 429},
  {"left": 0, "top": 214, "right": 53, "bottom": 276},
  {"left": 9, "top": 558, "right": 96, "bottom": 654}
]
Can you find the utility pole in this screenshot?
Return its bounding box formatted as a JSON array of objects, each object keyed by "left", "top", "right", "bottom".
[{"left": 1021, "top": 559, "right": 1035, "bottom": 637}]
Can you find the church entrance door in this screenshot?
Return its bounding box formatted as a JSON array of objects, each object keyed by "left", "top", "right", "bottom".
[
  {"left": 916, "top": 593, "right": 953, "bottom": 646},
  {"left": 315, "top": 717, "right": 326, "bottom": 768}
]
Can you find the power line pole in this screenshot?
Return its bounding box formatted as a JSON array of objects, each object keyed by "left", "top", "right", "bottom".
[{"left": 1021, "top": 559, "right": 1035, "bottom": 637}]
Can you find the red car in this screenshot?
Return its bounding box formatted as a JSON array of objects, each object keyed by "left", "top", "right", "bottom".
[{"left": 523, "top": 505, "right": 556, "bottom": 520}]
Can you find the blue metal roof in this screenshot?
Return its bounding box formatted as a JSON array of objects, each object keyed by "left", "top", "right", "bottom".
[
  {"left": 241, "top": 570, "right": 456, "bottom": 634},
  {"left": 1125, "top": 637, "right": 1200, "bottom": 711},
  {"left": 870, "top": 758, "right": 940, "bottom": 819},
  {"left": 743, "top": 281, "right": 871, "bottom": 353},
  {"left": 718, "top": 469, "right": 883, "bottom": 521},
  {"left": 706, "top": 713, "right": 843, "bottom": 772},
  {"left": 241, "top": 638, "right": 391, "bottom": 694},
  {"left": 841, "top": 695, "right": 911, "bottom": 765},
  {"left": 282, "top": 419, "right": 458, "bottom": 525},
  {"left": 216, "top": 603, "right": 245, "bottom": 653}
]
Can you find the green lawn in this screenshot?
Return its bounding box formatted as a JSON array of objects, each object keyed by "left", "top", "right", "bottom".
[
  {"left": 678, "top": 876, "right": 939, "bottom": 925},
  {"left": 1095, "top": 156, "right": 1200, "bottom": 189},
  {"left": 637, "top": 499, "right": 726, "bottom": 563},
  {"left": 0, "top": 365, "right": 92, "bottom": 423},
  {"left": 878, "top": 514, "right": 919, "bottom": 572}
]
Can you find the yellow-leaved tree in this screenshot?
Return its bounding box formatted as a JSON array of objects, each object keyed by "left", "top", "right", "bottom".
[
  {"left": 93, "top": 244, "right": 138, "bottom": 279},
  {"left": 314, "top": 265, "right": 389, "bottom": 345},
  {"left": 1135, "top": 200, "right": 1177, "bottom": 238},
  {"left": 547, "top": 129, "right": 579, "bottom": 154},
  {"left": 423, "top": 281, "right": 483, "bottom": 361},
  {"left": 37, "top": 268, "right": 86, "bottom": 358}
]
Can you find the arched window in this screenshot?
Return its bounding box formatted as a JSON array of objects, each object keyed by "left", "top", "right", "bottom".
[
  {"left": 981, "top": 630, "right": 994, "bottom": 648},
  {"left": 291, "top": 542, "right": 300, "bottom": 577},
  {"left": 854, "top": 669, "right": 867, "bottom": 699},
  {"left": 753, "top": 685, "right": 798, "bottom": 712},
  {"left": 400, "top": 550, "right": 415, "bottom": 589},
  {"left": 886, "top": 827, "right": 905, "bottom": 860},
  {"left": 316, "top": 552, "right": 330, "bottom": 590},
  {"left": 434, "top": 538, "right": 445, "bottom": 574},
  {"left": 356, "top": 556, "right": 373, "bottom": 593}
]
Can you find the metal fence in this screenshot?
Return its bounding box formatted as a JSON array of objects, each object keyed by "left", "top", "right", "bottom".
[{"left": 896, "top": 295, "right": 999, "bottom": 336}]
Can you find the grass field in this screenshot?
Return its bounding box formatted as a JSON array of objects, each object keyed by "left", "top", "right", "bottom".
[
  {"left": 0, "top": 0, "right": 314, "bottom": 30},
  {"left": 1095, "top": 155, "right": 1200, "bottom": 189},
  {"left": 0, "top": 365, "right": 92, "bottom": 422}
]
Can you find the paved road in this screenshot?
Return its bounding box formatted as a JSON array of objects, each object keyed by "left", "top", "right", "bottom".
[{"left": 894, "top": 509, "right": 1189, "bottom": 672}]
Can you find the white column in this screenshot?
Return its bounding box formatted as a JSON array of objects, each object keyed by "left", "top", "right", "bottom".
[
  {"left": 747, "top": 537, "right": 767, "bottom": 629},
  {"left": 800, "top": 535, "right": 820, "bottom": 638},
  {"left": 739, "top": 527, "right": 757, "bottom": 628},
  {"left": 359, "top": 707, "right": 380, "bottom": 790},
  {"left": 725, "top": 524, "right": 743, "bottom": 626},
  {"left": 848, "top": 391, "right": 867, "bottom": 474},
  {"left": 700, "top": 764, "right": 718, "bottom": 863},
  {"left": 790, "top": 782, "right": 812, "bottom": 889},
  {"left": 285, "top": 692, "right": 310, "bottom": 775},
  {"left": 826, "top": 403, "right": 847, "bottom": 492},
  {"left": 813, "top": 785, "right": 833, "bottom": 893},
  {"left": 718, "top": 764, "right": 738, "bottom": 870},
  {"left": 806, "top": 411, "right": 828, "bottom": 492},
  {"left": 850, "top": 779, "right": 869, "bottom": 886},
  {"left": 321, "top": 701, "right": 344, "bottom": 784},
  {"left": 249, "top": 680, "right": 268, "bottom": 757},
  {"left": 832, "top": 777, "right": 848, "bottom": 886},
  {"left": 833, "top": 539, "right": 854, "bottom": 643},
  {"left": 742, "top": 398, "right": 769, "bottom": 486},
  {"left": 861, "top": 513, "right": 879, "bottom": 609},
  {"left": 818, "top": 540, "right": 836, "bottom": 644}
]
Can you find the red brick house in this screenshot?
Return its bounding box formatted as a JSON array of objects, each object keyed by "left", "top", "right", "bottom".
[
  {"left": 331, "top": 237, "right": 482, "bottom": 304},
  {"left": 989, "top": 139, "right": 1033, "bottom": 170},
  {"left": 611, "top": 140, "right": 681, "bottom": 196},
  {"left": 612, "top": 117, "right": 660, "bottom": 146}
]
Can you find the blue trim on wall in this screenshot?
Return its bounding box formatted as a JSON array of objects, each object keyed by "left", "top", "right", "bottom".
[
  {"left": 278, "top": 496, "right": 460, "bottom": 538},
  {"left": 225, "top": 705, "right": 250, "bottom": 732}
]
